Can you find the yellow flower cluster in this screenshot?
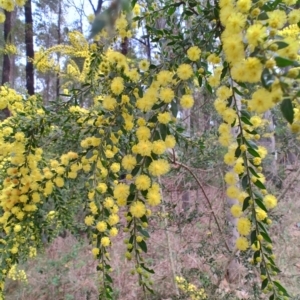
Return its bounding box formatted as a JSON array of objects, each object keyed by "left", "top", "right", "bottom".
[
  {"left": 0, "top": 0, "right": 26, "bottom": 12},
  {"left": 7, "top": 265, "right": 27, "bottom": 283},
  {"left": 176, "top": 276, "right": 207, "bottom": 299}
]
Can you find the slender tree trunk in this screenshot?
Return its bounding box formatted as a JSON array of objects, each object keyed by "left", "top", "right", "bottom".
[
  {"left": 10, "top": 10, "right": 17, "bottom": 89},
  {"left": 1, "top": 10, "right": 12, "bottom": 118},
  {"left": 56, "top": 0, "right": 62, "bottom": 99},
  {"left": 25, "top": 0, "right": 35, "bottom": 95},
  {"left": 2, "top": 11, "right": 11, "bottom": 85}
]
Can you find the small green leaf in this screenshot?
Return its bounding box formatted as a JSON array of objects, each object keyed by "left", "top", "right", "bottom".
[
  {"left": 243, "top": 196, "right": 251, "bottom": 211},
  {"left": 198, "top": 75, "right": 203, "bottom": 87},
  {"left": 159, "top": 124, "right": 168, "bottom": 140},
  {"left": 138, "top": 240, "right": 148, "bottom": 253},
  {"left": 241, "top": 116, "right": 253, "bottom": 126},
  {"left": 258, "top": 12, "right": 268, "bottom": 20},
  {"left": 275, "top": 56, "right": 297, "bottom": 67},
  {"left": 140, "top": 263, "right": 155, "bottom": 274},
  {"left": 138, "top": 227, "right": 150, "bottom": 238},
  {"left": 254, "top": 180, "right": 266, "bottom": 190},
  {"left": 280, "top": 98, "right": 294, "bottom": 124},
  {"left": 248, "top": 148, "right": 260, "bottom": 157},
  {"left": 241, "top": 175, "right": 249, "bottom": 189},
  {"left": 261, "top": 278, "right": 268, "bottom": 290},
  {"left": 105, "top": 273, "right": 113, "bottom": 283},
  {"left": 249, "top": 167, "right": 260, "bottom": 178},
  {"left": 235, "top": 147, "right": 241, "bottom": 158},
  {"left": 269, "top": 294, "right": 274, "bottom": 300},
  {"left": 250, "top": 230, "right": 257, "bottom": 244},
  {"left": 274, "top": 41, "right": 289, "bottom": 50},
  {"left": 258, "top": 222, "right": 267, "bottom": 233},
  {"left": 260, "top": 231, "right": 272, "bottom": 243},
  {"left": 131, "top": 166, "right": 140, "bottom": 177},
  {"left": 273, "top": 281, "right": 289, "bottom": 296},
  {"left": 255, "top": 198, "right": 268, "bottom": 212},
  {"left": 86, "top": 149, "right": 94, "bottom": 159}
]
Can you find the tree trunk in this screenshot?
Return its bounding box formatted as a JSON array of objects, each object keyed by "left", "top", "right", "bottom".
[
  {"left": 1, "top": 10, "right": 12, "bottom": 118},
  {"left": 56, "top": 0, "right": 62, "bottom": 99},
  {"left": 25, "top": 0, "right": 35, "bottom": 95},
  {"left": 2, "top": 11, "right": 11, "bottom": 85}
]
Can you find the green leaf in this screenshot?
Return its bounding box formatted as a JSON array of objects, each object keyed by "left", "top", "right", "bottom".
[
  {"left": 198, "top": 75, "right": 203, "bottom": 87},
  {"left": 138, "top": 240, "right": 148, "bottom": 253},
  {"left": 269, "top": 294, "right": 274, "bottom": 300},
  {"left": 86, "top": 149, "right": 94, "bottom": 159},
  {"left": 168, "top": 5, "right": 176, "bottom": 15},
  {"left": 140, "top": 263, "right": 155, "bottom": 274},
  {"left": 247, "top": 148, "right": 260, "bottom": 157},
  {"left": 221, "top": 65, "right": 228, "bottom": 80},
  {"left": 280, "top": 98, "right": 294, "bottom": 124},
  {"left": 255, "top": 198, "right": 267, "bottom": 212},
  {"left": 159, "top": 124, "right": 168, "bottom": 140},
  {"left": 261, "top": 278, "right": 268, "bottom": 290},
  {"left": 274, "top": 41, "right": 289, "bottom": 50},
  {"left": 254, "top": 250, "right": 260, "bottom": 261},
  {"left": 205, "top": 82, "right": 213, "bottom": 94},
  {"left": 258, "top": 222, "right": 267, "bottom": 233},
  {"left": 241, "top": 175, "right": 249, "bottom": 189},
  {"left": 258, "top": 12, "right": 268, "bottom": 20},
  {"left": 249, "top": 167, "right": 260, "bottom": 178},
  {"left": 241, "top": 110, "right": 251, "bottom": 119},
  {"left": 241, "top": 116, "right": 253, "bottom": 126},
  {"left": 244, "top": 139, "right": 258, "bottom": 149},
  {"left": 235, "top": 147, "right": 241, "bottom": 158},
  {"left": 131, "top": 166, "right": 140, "bottom": 177},
  {"left": 250, "top": 230, "right": 257, "bottom": 244},
  {"left": 260, "top": 231, "right": 272, "bottom": 243},
  {"left": 243, "top": 196, "right": 251, "bottom": 211},
  {"left": 138, "top": 227, "right": 150, "bottom": 238},
  {"left": 273, "top": 281, "right": 289, "bottom": 296},
  {"left": 105, "top": 273, "right": 113, "bottom": 283},
  {"left": 275, "top": 56, "right": 297, "bottom": 67},
  {"left": 254, "top": 180, "right": 266, "bottom": 190}
]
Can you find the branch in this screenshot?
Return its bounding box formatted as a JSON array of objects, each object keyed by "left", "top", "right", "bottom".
[
  {"left": 95, "top": 0, "right": 103, "bottom": 14},
  {"left": 87, "top": 0, "right": 96, "bottom": 14},
  {"left": 170, "top": 153, "right": 231, "bottom": 252}
]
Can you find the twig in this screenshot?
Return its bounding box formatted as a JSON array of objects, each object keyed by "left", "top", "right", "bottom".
[{"left": 170, "top": 153, "right": 231, "bottom": 252}]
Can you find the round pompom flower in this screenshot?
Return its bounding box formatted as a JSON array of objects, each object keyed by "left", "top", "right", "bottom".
[
  {"left": 96, "top": 221, "right": 107, "bottom": 232},
  {"left": 135, "top": 174, "right": 151, "bottom": 190},
  {"left": 122, "top": 155, "right": 137, "bottom": 171},
  {"left": 187, "top": 46, "right": 201, "bottom": 61},
  {"left": 237, "top": 217, "right": 251, "bottom": 236},
  {"left": 101, "top": 237, "right": 111, "bottom": 247},
  {"left": 236, "top": 237, "right": 249, "bottom": 251},
  {"left": 177, "top": 64, "right": 193, "bottom": 80},
  {"left": 111, "top": 77, "right": 124, "bottom": 95},
  {"left": 180, "top": 95, "right": 194, "bottom": 109},
  {"left": 149, "top": 159, "right": 170, "bottom": 177},
  {"left": 130, "top": 201, "right": 146, "bottom": 218},
  {"left": 263, "top": 194, "right": 277, "bottom": 209}
]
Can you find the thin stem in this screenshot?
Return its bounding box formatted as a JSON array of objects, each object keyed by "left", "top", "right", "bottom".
[{"left": 169, "top": 157, "right": 231, "bottom": 252}]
